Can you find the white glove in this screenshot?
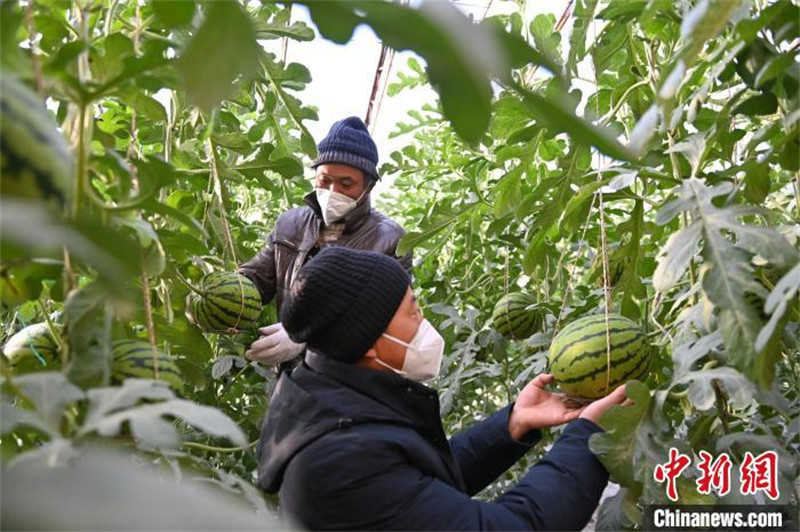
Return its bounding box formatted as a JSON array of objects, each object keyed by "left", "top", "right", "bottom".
[{"left": 245, "top": 323, "right": 305, "bottom": 365}]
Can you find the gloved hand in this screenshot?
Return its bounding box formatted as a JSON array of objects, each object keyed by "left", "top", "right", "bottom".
[{"left": 245, "top": 322, "right": 305, "bottom": 365}]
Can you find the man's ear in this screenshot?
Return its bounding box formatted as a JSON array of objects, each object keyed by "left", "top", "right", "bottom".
[{"left": 363, "top": 346, "right": 378, "bottom": 360}]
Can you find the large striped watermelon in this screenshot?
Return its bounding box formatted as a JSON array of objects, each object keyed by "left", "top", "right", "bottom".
[
  {"left": 112, "top": 340, "right": 184, "bottom": 393},
  {"left": 492, "top": 293, "right": 542, "bottom": 340},
  {"left": 2, "top": 322, "right": 62, "bottom": 373},
  {"left": 548, "top": 314, "right": 651, "bottom": 400},
  {"left": 0, "top": 74, "right": 72, "bottom": 209},
  {"left": 191, "top": 272, "right": 261, "bottom": 332}
]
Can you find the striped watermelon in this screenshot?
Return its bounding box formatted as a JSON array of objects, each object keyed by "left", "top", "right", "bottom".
[
  {"left": 0, "top": 74, "right": 72, "bottom": 209},
  {"left": 492, "top": 293, "right": 542, "bottom": 340},
  {"left": 2, "top": 322, "right": 62, "bottom": 373},
  {"left": 191, "top": 272, "right": 261, "bottom": 332},
  {"left": 548, "top": 314, "right": 651, "bottom": 400},
  {"left": 111, "top": 340, "right": 184, "bottom": 393}
]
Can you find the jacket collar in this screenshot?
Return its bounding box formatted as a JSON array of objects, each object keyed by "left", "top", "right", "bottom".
[
  {"left": 304, "top": 190, "right": 372, "bottom": 234},
  {"left": 304, "top": 351, "right": 442, "bottom": 430}
]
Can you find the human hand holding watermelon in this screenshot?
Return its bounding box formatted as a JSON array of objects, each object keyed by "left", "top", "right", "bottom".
[{"left": 507, "top": 373, "right": 586, "bottom": 440}]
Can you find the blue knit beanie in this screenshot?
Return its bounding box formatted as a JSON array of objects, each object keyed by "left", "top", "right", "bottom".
[{"left": 312, "top": 117, "right": 379, "bottom": 183}]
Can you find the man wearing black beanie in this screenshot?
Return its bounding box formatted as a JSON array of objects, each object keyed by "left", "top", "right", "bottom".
[
  {"left": 238, "top": 116, "right": 410, "bottom": 368},
  {"left": 256, "top": 247, "right": 630, "bottom": 531}
]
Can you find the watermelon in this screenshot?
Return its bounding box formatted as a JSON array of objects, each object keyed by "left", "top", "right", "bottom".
[
  {"left": 2, "top": 322, "right": 62, "bottom": 373},
  {"left": 548, "top": 314, "right": 651, "bottom": 400},
  {"left": 0, "top": 74, "right": 72, "bottom": 209},
  {"left": 191, "top": 272, "right": 261, "bottom": 332},
  {"left": 112, "top": 340, "right": 184, "bottom": 393},
  {"left": 492, "top": 293, "right": 542, "bottom": 340}
]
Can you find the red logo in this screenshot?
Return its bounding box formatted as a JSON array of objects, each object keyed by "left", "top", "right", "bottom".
[
  {"left": 654, "top": 448, "right": 780, "bottom": 502},
  {"left": 654, "top": 448, "right": 691, "bottom": 502}
]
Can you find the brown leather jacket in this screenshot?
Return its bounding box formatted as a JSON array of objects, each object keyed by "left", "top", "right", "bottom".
[{"left": 239, "top": 192, "right": 411, "bottom": 312}]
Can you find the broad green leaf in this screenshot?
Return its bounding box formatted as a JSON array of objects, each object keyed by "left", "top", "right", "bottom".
[
  {"left": 589, "top": 381, "right": 661, "bottom": 491},
  {"left": 673, "top": 367, "right": 755, "bottom": 411},
  {"left": 515, "top": 86, "right": 635, "bottom": 162},
  {"left": 260, "top": 53, "right": 318, "bottom": 158},
  {"left": 253, "top": 10, "right": 315, "bottom": 41},
  {"left": 733, "top": 92, "right": 779, "bottom": 116},
  {"left": 0, "top": 200, "right": 139, "bottom": 288},
  {"left": 64, "top": 282, "right": 116, "bottom": 389},
  {"left": 754, "top": 52, "right": 796, "bottom": 89},
  {"left": 87, "top": 396, "right": 246, "bottom": 448},
  {"left": 566, "top": 0, "right": 599, "bottom": 78},
  {"left": 152, "top": 0, "right": 195, "bottom": 29},
  {"left": 6, "top": 373, "right": 84, "bottom": 438},
  {"left": 177, "top": 0, "right": 261, "bottom": 111},
  {"left": 595, "top": 488, "right": 639, "bottom": 531},
  {"left": 680, "top": 0, "right": 742, "bottom": 65},
  {"left": 756, "top": 262, "right": 800, "bottom": 351},
  {"left": 0, "top": 0, "right": 28, "bottom": 74},
  {"left": 653, "top": 224, "right": 701, "bottom": 292},
  {"left": 492, "top": 165, "right": 523, "bottom": 219},
  {"left": 2, "top": 449, "right": 281, "bottom": 530}
]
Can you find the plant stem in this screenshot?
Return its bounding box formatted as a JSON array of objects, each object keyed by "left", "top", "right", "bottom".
[
  {"left": 141, "top": 256, "right": 159, "bottom": 379},
  {"left": 182, "top": 439, "right": 259, "bottom": 453}
]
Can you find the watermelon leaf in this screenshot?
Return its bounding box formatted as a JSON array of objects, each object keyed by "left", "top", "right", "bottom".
[
  {"left": 1, "top": 372, "right": 84, "bottom": 440},
  {"left": 588, "top": 380, "right": 662, "bottom": 493}
]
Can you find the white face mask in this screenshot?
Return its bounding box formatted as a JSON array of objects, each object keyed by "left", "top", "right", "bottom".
[
  {"left": 315, "top": 187, "right": 363, "bottom": 225},
  {"left": 375, "top": 319, "right": 445, "bottom": 382}
]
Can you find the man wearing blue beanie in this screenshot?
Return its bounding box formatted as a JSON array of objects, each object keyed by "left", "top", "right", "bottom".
[{"left": 240, "top": 117, "right": 410, "bottom": 367}]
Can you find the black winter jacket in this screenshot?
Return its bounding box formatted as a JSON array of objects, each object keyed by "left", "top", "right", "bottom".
[
  {"left": 257, "top": 352, "right": 610, "bottom": 531},
  {"left": 239, "top": 192, "right": 410, "bottom": 312}
]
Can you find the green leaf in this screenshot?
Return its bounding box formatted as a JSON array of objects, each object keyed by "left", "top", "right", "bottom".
[
  {"left": 733, "top": 92, "right": 778, "bottom": 116},
  {"left": 0, "top": 200, "right": 138, "bottom": 288},
  {"left": 492, "top": 165, "right": 523, "bottom": 219},
  {"left": 253, "top": 11, "right": 315, "bottom": 41},
  {"left": 679, "top": 0, "right": 742, "bottom": 65},
  {"left": 115, "top": 86, "right": 167, "bottom": 122},
  {"left": 673, "top": 367, "right": 755, "bottom": 411},
  {"left": 653, "top": 224, "right": 701, "bottom": 292},
  {"left": 304, "top": 0, "right": 560, "bottom": 143},
  {"left": 741, "top": 160, "right": 770, "bottom": 204},
  {"left": 177, "top": 0, "right": 261, "bottom": 111},
  {"left": 756, "top": 262, "right": 800, "bottom": 351},
  {"left": 754, "top": 52, "right": 796, "bottom": 89},
  {"left": 589, "top": 381, "right": 661, "bottom": 491},
  {"left": 152, "top": 0, "right": 195, "bottom": 29},
  {"left": 83, "top": 389, "right": 246, "bottom": 448},
  {"left": 515, "top": 86, "right": 636, "bottom": 162},
  {"left": 595, "top": 487, "right": 639, "bottom": 531},
  {"left": 0, "top": 0, "right": 29, "bottom": 74},
  {"left": 64, "top": 282, "right": 116, "bottom": 389},
  {"left": 566, "top": 0, "right": 599, "bottom": 78},
  {"left": 2, "top": 449, "right": 282, "bottom": 530},
  {"left": 2, "top": 373, "right": 84, "bottom": 439}
]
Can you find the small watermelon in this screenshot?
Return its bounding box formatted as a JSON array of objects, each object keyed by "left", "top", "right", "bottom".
[
  {"left": 191, "top": 272, "right": 261, "bottom": 333},
  {"left": 111, "top": 340, "right": 184, "bottom": 393},
  {"left": 0, "top": 74, "right": 72, "bottom": 209},
  {"left": 2, "top": 322, "right": 62, "bottom": 373},
  {"left": 548, "top": 314, "right": 651, "bottom": 400},
  {"left": 492, "top": 293, "right": 542, "bottom": 340}
]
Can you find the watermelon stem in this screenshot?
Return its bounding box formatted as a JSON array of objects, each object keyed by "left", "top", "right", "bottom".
[{"left": 172, "top": 267, "right": 208, "bottom": 298}]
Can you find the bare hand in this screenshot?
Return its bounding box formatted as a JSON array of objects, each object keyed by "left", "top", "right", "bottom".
[
  {"left": 508, "top": 374, "right": 585, "bottom": 440},
  {"left": 579, "top": 384, "right": 630, "bottom": 428}
]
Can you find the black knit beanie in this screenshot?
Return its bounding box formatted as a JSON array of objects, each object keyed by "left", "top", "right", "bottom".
[
  {"left": 312, "top": 117, "right": 379, "bottom": 184},
  {"left": 281, "top": 247, "right": 410, "bottom": 363}
]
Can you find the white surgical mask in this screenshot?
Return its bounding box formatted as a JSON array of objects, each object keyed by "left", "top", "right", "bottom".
[
  {"left": 375, "top": 319, "right": 445, "bottom": 382},
  {"left": 316, "top": 186, "right": 362, "bottom": 225}
]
